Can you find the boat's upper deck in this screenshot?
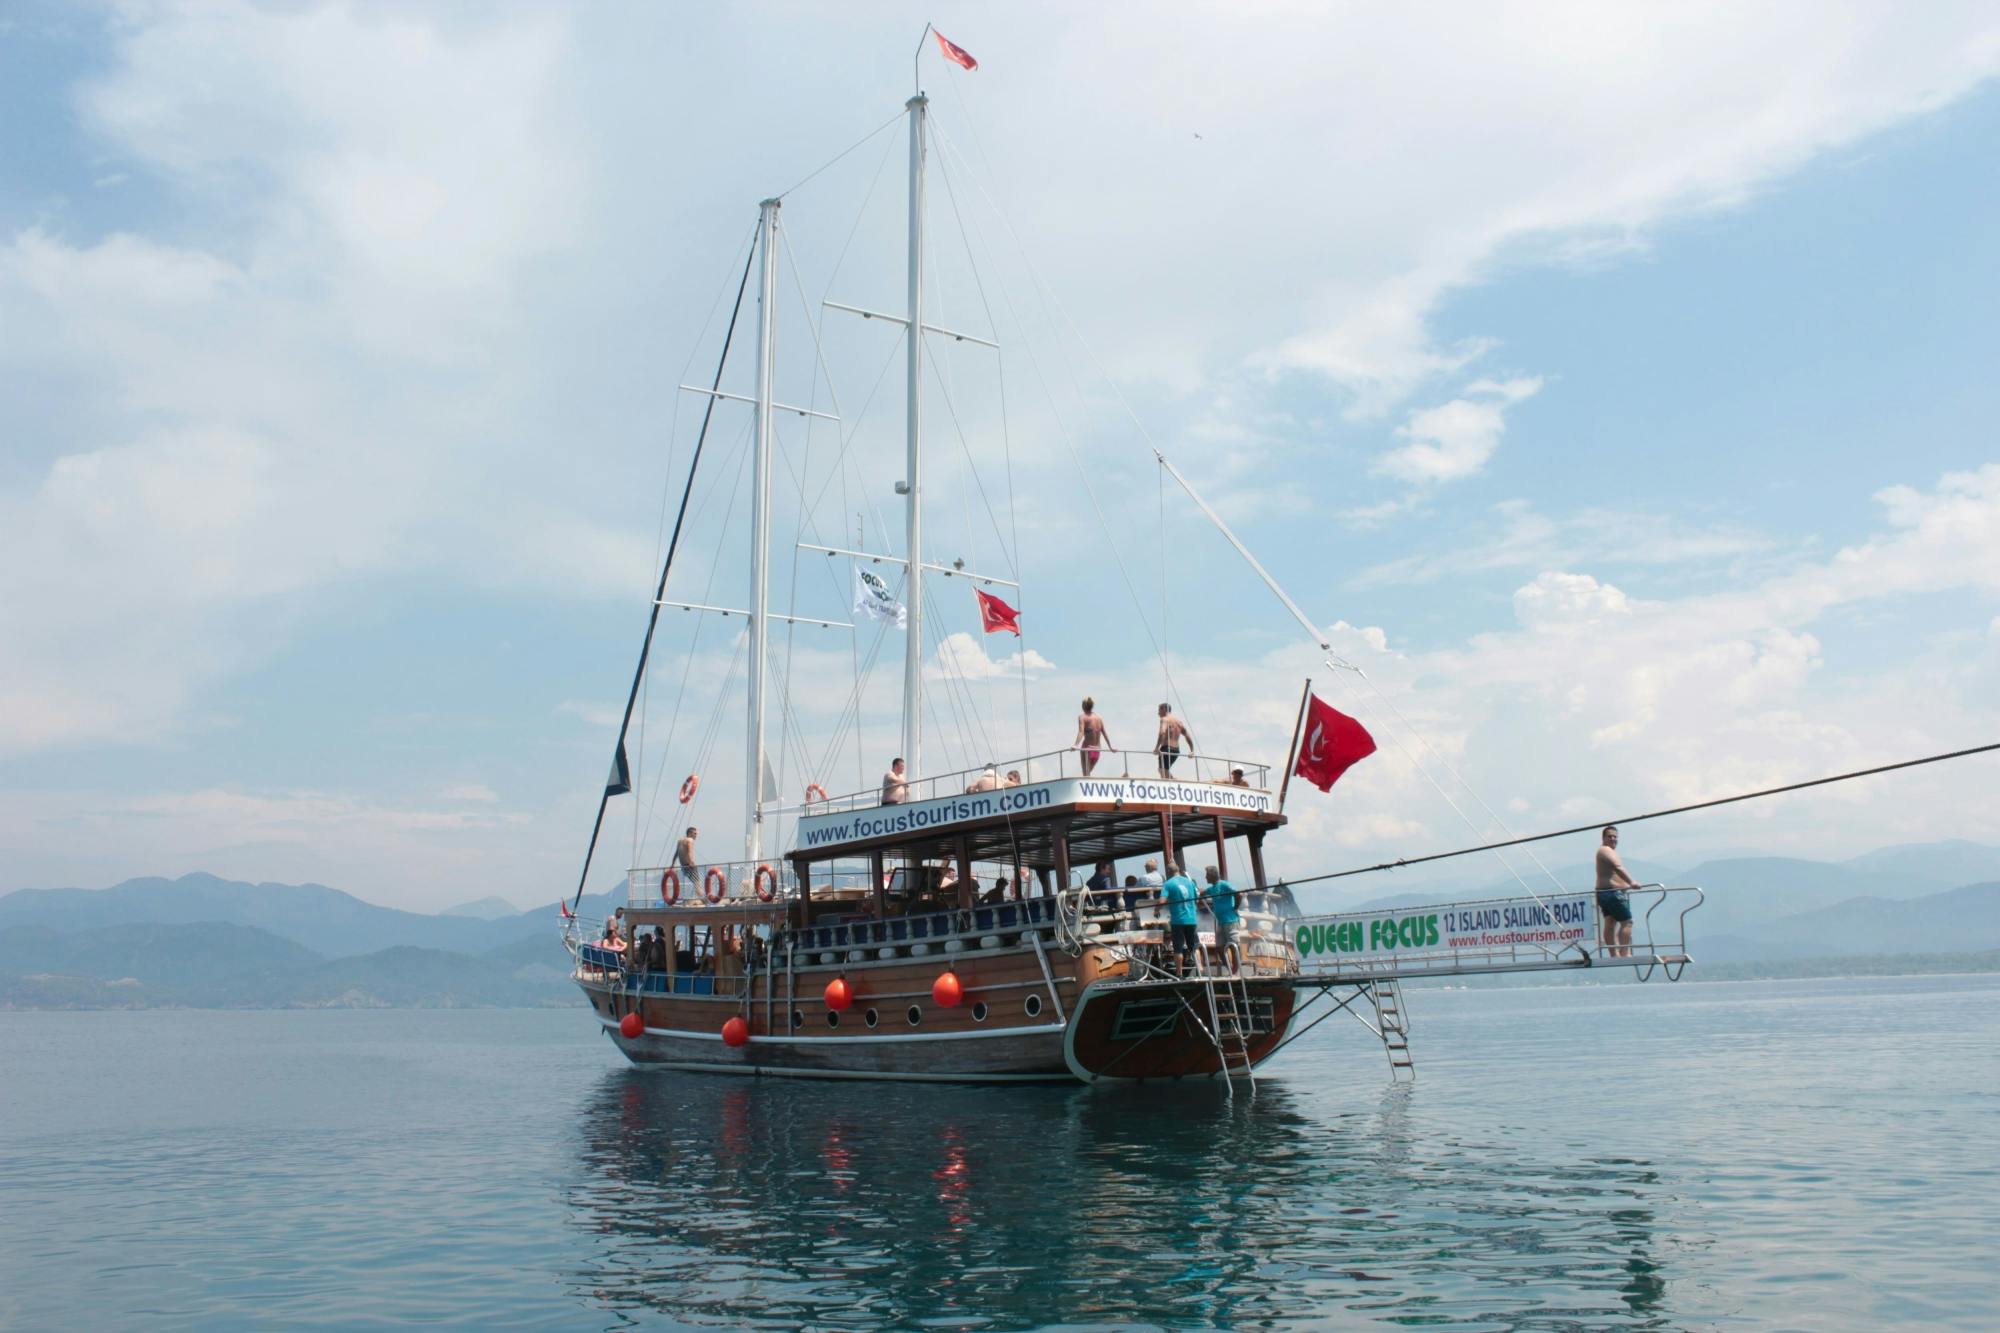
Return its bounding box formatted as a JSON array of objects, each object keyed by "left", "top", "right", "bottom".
[{"left": 787, "top": 746, "right": 1285, "bottom": 863}]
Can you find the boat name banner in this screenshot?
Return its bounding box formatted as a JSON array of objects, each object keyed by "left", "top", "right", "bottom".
[
  {"left": 798, "top": 778, "right": 1271, "bottom": 847},
  {"left": 1294, "top": 893, "right": 1595, "bottom": 958}
]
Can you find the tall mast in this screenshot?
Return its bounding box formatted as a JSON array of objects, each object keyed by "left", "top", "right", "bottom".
[
  {"left": 901, "top": 93, "right": 929, "bottom": 776},
  {"left": 746, "top": 197, "right": 781, "bottom": 862}
]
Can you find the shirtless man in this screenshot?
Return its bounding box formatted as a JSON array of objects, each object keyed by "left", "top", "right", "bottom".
[
  {"left": 881, "top": 757, "right": 908, "bottom": 805},
  {"left": 966, "top": 765, "right": 999, "bottom": 793},
  {"left": 1595, "top": 825, "right": 1639, "bottom": 958},
  {"left": 674, "top": 827, "right": 700, "bottom": 892},
  {"left": 1072, "top": 697, "right": 1112, "bottom": 776},
  {"left": 1154, "top": 703, "right": 1194, "bottom": 778}
]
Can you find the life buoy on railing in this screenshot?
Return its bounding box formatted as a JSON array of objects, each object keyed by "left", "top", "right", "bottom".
[
  {"left": 660, "top": 868, "right": 681, "bottom": 906},
  {"left": 678, "top": 774, "right": 700, "bottom": 804},
  {"left": 703, "top": 867, "right": 727, "bottom": 903},
  {"left": 754, "top": 863, "right": 778, "bottom": 902},
  {"left": 803, "top": 782, "right": 828, "bottom": 807}
]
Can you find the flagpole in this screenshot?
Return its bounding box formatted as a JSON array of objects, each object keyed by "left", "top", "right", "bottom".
[
  {"left": 1278, "top": 678, "right": 1311, "bottom": 814},
  {"left": 914, "top": 23, "right": 931, "bottom": 95}
]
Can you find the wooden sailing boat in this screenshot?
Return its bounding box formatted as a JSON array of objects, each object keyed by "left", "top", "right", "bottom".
[
  {"left": 561, "top": 68, "right": 1318, "bottom": 1084},
  {"left": 563, "top": 50, "right": 1704, "bottom": 1085}
]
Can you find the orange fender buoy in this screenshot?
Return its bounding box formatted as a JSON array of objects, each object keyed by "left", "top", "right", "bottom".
[
  {"left": 721, "top": 1016, "right": 749, "bottom": 1047},
  {"left": 931, "top": 971, "right": 963, "bottom": 1008},
  {"left": 825, "top": 976, "right": 853, "bottom": 1011},
  {"left": 619, "top": 1011, "right": 643, "bottom": 1039}
]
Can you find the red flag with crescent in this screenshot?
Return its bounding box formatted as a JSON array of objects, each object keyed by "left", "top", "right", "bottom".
[
  {"left": 1293, "top": 694, "right": 1376, "bottom": 792},
  {"left": 934, "top": 30, "right": 978, "bottom": 71},
  {"left": 975, "top": 587, "right": 1020, "bottom": 635}
]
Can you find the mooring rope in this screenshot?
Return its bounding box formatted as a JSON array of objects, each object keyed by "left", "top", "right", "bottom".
[{"left": 1279, "top": 741, "right": 2000, "bottom": 888}]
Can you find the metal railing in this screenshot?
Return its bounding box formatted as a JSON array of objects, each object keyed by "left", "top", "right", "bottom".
[{"left": 794, "top": 748, "right": 1274, "bottom": 816}]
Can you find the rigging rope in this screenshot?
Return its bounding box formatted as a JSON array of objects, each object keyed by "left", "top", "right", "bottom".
[
  {"left": 1279, "top": 742, "right": 2000, "bottom": 888},
  {"left": 570, "top": 234, "right": 759, "bottom": 910}
]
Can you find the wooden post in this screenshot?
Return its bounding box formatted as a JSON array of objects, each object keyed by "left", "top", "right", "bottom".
[
  {"left": 956, "top": 836, "right": 974, "bottom": 910},
  {"left": 790, "top": 854, "right": 812, "bottom": 931},
  {"left": 869, "top": 850, "right": 886, "bottom": 921},
  {"left": 1247, "top": 829, "right": 1268, "bottom": 889},
  {"left": 1212, "top": 815, "right": 1229, "bottom": 881},
  {"left": 1276, "top": 677, "right": 1312, "bottom": 814},
  {"left": 1158, "top": 811, "right": 1177, "bottom": 874},
  {"left": 1052, "top": 816, "right": 1072, "bottom": 896}
]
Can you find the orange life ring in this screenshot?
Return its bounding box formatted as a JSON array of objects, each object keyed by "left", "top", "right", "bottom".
[
  {"left": 678, "top": 774, "right": 700, "bottom": 804},
  {"left": 754, "top": 863, "right": 778, "bottom": 902},
  {"left": 703, "top": 867, "right": 727, "bottom": 903},
  {"left": 804, "top": 782, "right": 828, "bottom": 806},
  {"left": 660, "top": 868, "right": 680, "bottom": 905}
]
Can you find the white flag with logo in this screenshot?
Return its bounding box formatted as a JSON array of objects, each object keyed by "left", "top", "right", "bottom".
[{"left": 853, "top": 566, "right": 906, "bottom": 628}]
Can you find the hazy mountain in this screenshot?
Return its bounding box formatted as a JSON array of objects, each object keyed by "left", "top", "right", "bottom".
[
  {"left": 442, "top": 896, "right": 527, "bottom": 920},
  {"left": 0, "top": 921, "right": 578, "bottom": 1009},
  {"left": 1842, "top": 840, "right": 2000, "bottom": 890},
  {"left": 0, "top": 872, "right": 619, "bottom": 959}
]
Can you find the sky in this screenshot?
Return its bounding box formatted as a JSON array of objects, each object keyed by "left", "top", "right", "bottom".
[{"left": 2, "top": 2, "right": 1998, "bottom": 913}]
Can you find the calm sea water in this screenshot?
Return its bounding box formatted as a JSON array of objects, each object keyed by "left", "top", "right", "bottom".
[{"left": 2, "top": 974, "right": 1994, "bottom": 1330}]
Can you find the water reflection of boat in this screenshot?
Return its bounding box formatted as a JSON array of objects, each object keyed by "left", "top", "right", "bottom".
[{"left": 563, "top": 1069, "right": 1669, "bottom": 1327}]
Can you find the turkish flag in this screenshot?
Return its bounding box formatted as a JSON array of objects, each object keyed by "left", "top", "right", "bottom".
[
  {"left": 1293, "top": 694, "right": 1376, "bottom": 792},
  {"left": 934, "top": 30, "right": 979, "bottom": 71},
  {"left": 975, "top": 587, "right": 1020, "bottom": 635}
]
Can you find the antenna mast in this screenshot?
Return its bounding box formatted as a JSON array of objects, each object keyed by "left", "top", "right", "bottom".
[
  {"left": 901, "top": 93, "right": 929, "bottom": 775},
  {"left": 746, "top": 197, "right": 781, "bottom": 861}
]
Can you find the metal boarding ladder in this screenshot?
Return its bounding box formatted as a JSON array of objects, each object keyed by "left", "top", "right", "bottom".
[
  {"left": 1367, "top": 976, "right": 1414, "bottom": 1080},
  {"left": 1198, "top": 966, "right": 1259, "bottom": 1088}
]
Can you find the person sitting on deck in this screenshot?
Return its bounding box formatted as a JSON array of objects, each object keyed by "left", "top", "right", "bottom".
[
  {"left": 1072, "top": 697, "right": 1112, "bottom": 776},
  {"left": 980, "top": 876, "right": 1008, "bottom": 905},
  {"left": 1003, "top": 769, "right": 1023, "bottom": 787},
  {"left": 1205, "top": 865, "right": 1240, "bottom": 973},
  {"left": 966, "top": 765, "right": 999, "bottom": 793},
  {"left": 1085, "top": 859, "right": 1118, "bottom": 914},
  {"left": 1226, "top": 767, "right": 1250, "bottom": 787},
  {"left": 1159, "top": 862, "right": 1201, "bottom": 976},
  {"left": 881, "top": 757, "right": 908, "bottom": 805}
]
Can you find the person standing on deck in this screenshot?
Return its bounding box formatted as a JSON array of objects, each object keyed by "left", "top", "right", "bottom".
[
  {"left": 1205, "top": 865, "right": 1240, "bottom": 973},
  {"left": 1160, "top": 862, "right": 1201, "bottom": 977},
  {"left": 1595, "top": 825, "right": 1638, "bottom": 958},
  {"left": 1154, "top": 704, "right": 1194, "bottom": 778},
  {"left": 881, "top": 757, "right": 908, "bottom": 805},
  {"left": 1072, "top": 698, "right": 1112, "bottom": 776},
  {"left": 674, "top": 828, "right": 701, "bottom": 898}
]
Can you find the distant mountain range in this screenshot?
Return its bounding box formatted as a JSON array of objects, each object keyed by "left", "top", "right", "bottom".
[{"left": 5, "top": 841, "right": 1999, "bottom": 1008}]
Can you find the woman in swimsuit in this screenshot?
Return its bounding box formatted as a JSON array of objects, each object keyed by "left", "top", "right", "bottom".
[{"left": 1072, "top": 696, "right": 1112, "bottom": 775}]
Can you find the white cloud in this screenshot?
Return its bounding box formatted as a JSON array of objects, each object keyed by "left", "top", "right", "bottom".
[
  {"left": 441, "top": 783, "right": 500, "bottom": 803},
  {"left": 929, "top": 632, "right": 1056, "bottom": 682},
  {"left": 556, "top": 700, "right": 621, "bottom": 728},
  {"left": 1374, "top": 376, "right": 1543, "bottom": 484}
]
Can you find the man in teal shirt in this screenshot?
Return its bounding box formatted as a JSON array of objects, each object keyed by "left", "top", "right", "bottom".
[
  {"left": 1159, "top": 862, "right": 1202, "bottom": 976},
  {"left": 1205, "top": 865, "right": 1240, "bottom": 973}
]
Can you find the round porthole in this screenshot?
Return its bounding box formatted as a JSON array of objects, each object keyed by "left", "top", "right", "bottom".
[
  {"left": 864, "top": 1008, "right": 880, "bottom": 1029},
  {"left": 907, "top": 1005, "right": 923, "bottom": 1026},
  {"left": 1025, "top": 994, "right": 1043, "bottom": 1018},
  {"left": 825, "top": 1010, "right": 840, "bottom": 1028},
  {"left": 971, "top": 1001, "right": 989, "bottom": 1023},
  {"left": 791, "top": 1009, "right": 804, "bottom": 1029}
]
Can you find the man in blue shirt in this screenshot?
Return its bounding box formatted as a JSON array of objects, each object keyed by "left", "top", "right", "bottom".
[
  {"left": 1159, "top": 862, "right": 1201, "bottom": 976},
  {"left": 1205, "top": 865, "right": 1240, "bottom": 973}
]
